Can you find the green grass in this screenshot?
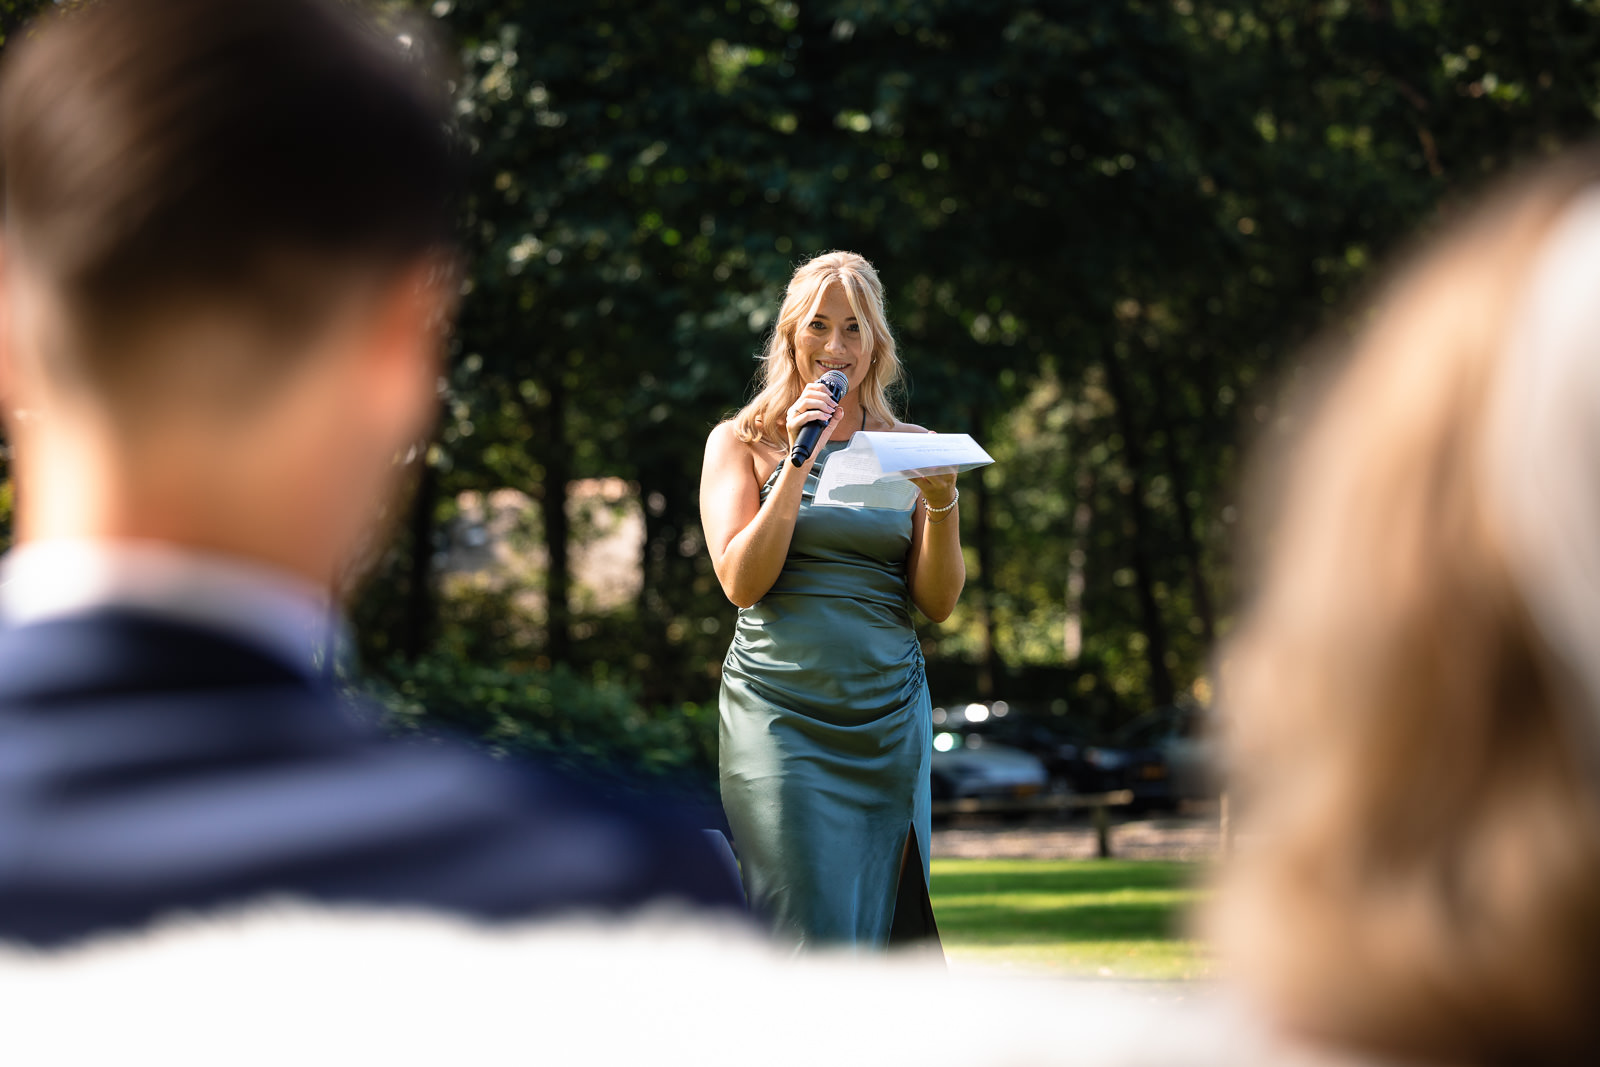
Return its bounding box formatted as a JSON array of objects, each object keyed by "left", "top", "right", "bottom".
[{"left": 929, "top": 859, "right": 1215, "bottom": 980}]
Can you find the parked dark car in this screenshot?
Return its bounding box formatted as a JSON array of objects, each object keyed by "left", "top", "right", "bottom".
[
  {"left": 990, "top": 720, "right": 1128, "bottom": 795},
  {"left": 1112, "top": 703, "right": 1219, "bottom": 810},
  {"left": 931, "top": 702, "right": 1131, "bottom": 797},
  {"left": 929, "top": 723, "right": 1049, "bottom": 804}
]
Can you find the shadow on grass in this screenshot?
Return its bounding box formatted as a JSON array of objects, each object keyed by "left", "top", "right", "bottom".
[
  {"left": 931, "top": 860, "right": 1197, "bottom": 898},
  {"left": 929, "top": 861, "right": 1204, "bottom": 946},
  {"left": 932, "top": 900, "right": 1187, "bottom": 944}
]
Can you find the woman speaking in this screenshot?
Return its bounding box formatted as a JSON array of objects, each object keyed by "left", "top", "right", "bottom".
[{"left": 700, "top": 251, "right": 966, "bottom": 948}]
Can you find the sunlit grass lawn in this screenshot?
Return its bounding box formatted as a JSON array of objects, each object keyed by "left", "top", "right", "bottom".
[{"left": 929, "top": 859, "right": 1215, "bottom": 980}]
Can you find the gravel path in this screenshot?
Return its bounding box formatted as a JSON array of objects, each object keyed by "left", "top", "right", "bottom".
[{"left": 932, "top": 816, "right": 1221, "bottom": 862}]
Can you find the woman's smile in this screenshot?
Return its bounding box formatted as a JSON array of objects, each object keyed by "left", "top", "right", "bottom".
[{"left": 799, "top": 283, "right": 868, "bottom": 390}]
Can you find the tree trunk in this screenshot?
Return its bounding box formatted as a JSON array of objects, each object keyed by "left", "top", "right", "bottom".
[
  {"left": 1102, "top": 347, "right": 1177, "bottom": 708},
  {"left": 400, "top": 451, "right": 439, "bottom": 663},
  {"left": 1153, "top": 403, "right": 1216, "bottom": 644},
  {"left": 632, "top": 468, "right": 678, "bottom": 706},
  {"left": 541, "top": 373, "right": 572, "bottom": 665},
  {"left": 635, "top": 476, "right": 668, "bottom": 618},
  {"left": 970, "top": 406, "right": 1003, "bottom": 700},
  {"left": 1064, "top": 467, "right": 1095, "bottom": 663}
]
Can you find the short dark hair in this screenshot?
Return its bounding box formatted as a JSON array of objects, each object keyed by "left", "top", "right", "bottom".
[{"left": 0, "top": 0, "right": 457, "bottom": 380}]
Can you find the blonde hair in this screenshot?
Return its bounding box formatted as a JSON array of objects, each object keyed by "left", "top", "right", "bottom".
[
  {"left": 732, "top": 251, "right": 902, "bottom": 448},
  {"left": 1217, "top": 149, "right": 1600, "bottom": 1066}
]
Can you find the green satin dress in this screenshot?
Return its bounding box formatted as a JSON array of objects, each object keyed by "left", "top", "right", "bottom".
[{"left": 719, "top": 438, "right": 940, "bottom": 948}]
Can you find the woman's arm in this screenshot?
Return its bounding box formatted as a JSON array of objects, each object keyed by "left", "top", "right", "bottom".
[
  {"left": 905, "top": 431, "right": 966, "bottom": 623},
  {"left": 699, "top": 386, "right": 839, "bottom": 608}
]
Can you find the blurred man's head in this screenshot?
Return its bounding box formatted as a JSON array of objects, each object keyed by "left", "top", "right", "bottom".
[{"left": 0, "top": 0, "right": 458, "bottom": 586}]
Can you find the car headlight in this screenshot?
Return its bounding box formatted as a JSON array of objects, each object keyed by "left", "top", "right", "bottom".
[{"left": 1085, "top": 748, "right": 1127, "bottom": 770}]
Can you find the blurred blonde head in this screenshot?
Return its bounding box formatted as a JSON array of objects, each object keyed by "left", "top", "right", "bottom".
[
  {"left": 732, "top": 251, "right": 902, "bottom": 448},
  {"left": 1218, "top": 147, "right": 1600, "bottom": 1066}
]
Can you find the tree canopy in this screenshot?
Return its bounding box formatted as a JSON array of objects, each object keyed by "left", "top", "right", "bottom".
[
  {"left": 406, "top": 0, "right": 1600, "bottom": 721},
  {"left": 2, "top": 0, "right": 1597, "bottom": 752}
]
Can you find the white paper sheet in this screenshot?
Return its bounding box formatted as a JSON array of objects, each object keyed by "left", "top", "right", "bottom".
[{"left": 813, "top": 432, "right": 994, "bottom": 510}]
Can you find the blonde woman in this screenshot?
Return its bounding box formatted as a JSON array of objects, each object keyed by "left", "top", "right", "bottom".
[
  {"left": 700, "top": 251, "right": 965, "bottom": 947},
  {"left": 1217, "top": 147, "right": 1600, "bottom": 1065}
]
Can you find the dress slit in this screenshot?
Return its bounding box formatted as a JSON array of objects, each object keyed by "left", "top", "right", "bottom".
[{"left": 887, "top": 825, "right": 943, "bottom": 953}]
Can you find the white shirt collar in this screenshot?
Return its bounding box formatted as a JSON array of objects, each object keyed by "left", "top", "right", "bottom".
[{"left": 0, "top": 539, "right": 341, "bottom": 678}]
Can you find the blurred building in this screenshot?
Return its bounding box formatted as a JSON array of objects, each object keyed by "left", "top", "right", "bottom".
[{"left": 438, "top": 479, "right": 644, "bottom": 615}]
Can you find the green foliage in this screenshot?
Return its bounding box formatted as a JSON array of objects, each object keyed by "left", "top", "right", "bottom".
[
  {"left": 357, "top": 563, "right": 719, "bottom": 794},
  {"left": 0, "top": 0, "right": 47, "bottom": 44},
  {"left": 0, "top": 0, "right": 47, "bottom": 559},
  {"left": 367, "top": 653, "right": 721, "bottom": 796},
  {"left": 341, "top": 0, "right": 1600, "bottom": 733},
  {"left": 0, "top": 474, "right": 12, "bottom": 556},
  {"left": 3, "top": 0, "right": 1599, "bottom": 736}
]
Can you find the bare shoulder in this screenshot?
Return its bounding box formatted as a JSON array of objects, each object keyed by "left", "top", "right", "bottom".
[
  {"left": 704, "top": 420, "right": 780, "bottom": 481},
  {"left": 884, "top": 420, "right": 933, "bottom": 434},
  {"left": 705, "top": 419, "right": 770, "bottom": 458},
  {"left": 705, "top": 419, "right": 743, "bottom": 455}
]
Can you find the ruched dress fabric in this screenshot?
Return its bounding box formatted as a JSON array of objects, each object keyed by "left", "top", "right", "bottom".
[{"left": 719, "top": 439, "right": 938, "bottom": 948}]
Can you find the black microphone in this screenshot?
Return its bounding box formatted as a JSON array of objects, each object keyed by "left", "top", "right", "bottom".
[{"left": 789, "top": 370, "right": 850, "bottom": 467}]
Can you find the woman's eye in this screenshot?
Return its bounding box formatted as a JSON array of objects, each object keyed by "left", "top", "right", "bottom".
[
  {"left": 847, "top": 324, "right": 860, "bottom": 333},
  {"left": 809, "top": 321, "right": 825, "bottom": 331}
]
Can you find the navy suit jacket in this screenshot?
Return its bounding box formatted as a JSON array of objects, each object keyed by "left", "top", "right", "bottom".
[{"left": 0, "top": 610, "right": 744, "bottom": 946}]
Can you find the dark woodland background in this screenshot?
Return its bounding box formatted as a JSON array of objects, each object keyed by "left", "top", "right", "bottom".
[{"left": 2, "top": 0, "right": 1596, "bottom": 794}]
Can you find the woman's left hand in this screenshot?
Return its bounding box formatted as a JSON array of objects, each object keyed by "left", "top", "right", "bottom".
[
  {"left": 909, "top": 471, "right": 957, "bottom": 510},
  {"left": 908, "top": 431, "right": 957, "bottom": 511},
  {"left": 905, "top": 429, "right": 965, "bottom": 621}
]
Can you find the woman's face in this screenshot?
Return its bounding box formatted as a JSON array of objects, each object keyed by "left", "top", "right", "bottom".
[{"left": 795, "top": 282, "right": 867, "bottom": 392}]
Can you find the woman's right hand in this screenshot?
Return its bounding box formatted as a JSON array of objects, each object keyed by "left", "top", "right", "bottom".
[
  {"left": 784, "top": 382, "right": 840, "bottom": 455},
  {"left": 701, "top": 384, "right": 840, "bottom": 608}
]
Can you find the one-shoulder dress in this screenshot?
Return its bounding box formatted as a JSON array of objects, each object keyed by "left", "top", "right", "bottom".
[{"left": 718, "top": 438, "right": 940, "bottom": 948}]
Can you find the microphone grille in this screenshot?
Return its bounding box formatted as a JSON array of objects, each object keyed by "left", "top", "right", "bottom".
[{"left": 820, "top": 369, "right": 849, "bottom": 397}]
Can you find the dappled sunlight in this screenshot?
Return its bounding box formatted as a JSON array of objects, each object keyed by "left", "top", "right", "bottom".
[{"left": 931, "top": 860, "right": 1216, "bottom": 980}]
